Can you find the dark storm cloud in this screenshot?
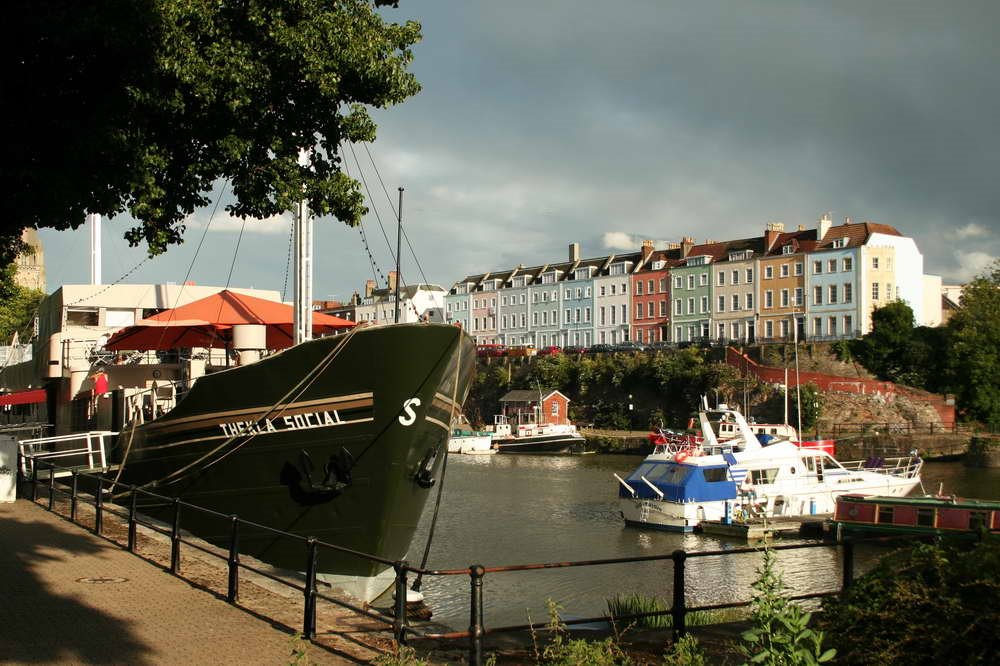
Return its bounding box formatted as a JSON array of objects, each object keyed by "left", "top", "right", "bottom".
[{"left": 41, "top": 2, "right": 1000, "bottom": 291}]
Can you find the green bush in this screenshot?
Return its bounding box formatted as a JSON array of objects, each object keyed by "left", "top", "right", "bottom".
[
  {"left": 661, "top": 634, "right": 706, "bottom": 666},
  {"left": 738, "top": 549, "right": 835, "bottom": 665},
  {"left": 820, "top": 539, "right": 1000, "bottom": 665},
  {"left": 532, "top": 599, "right": 634, "bottom": 666}
]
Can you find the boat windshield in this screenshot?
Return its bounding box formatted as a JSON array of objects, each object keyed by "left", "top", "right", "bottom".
[{"left": 628, "top": 462, "right": 691, "bottom": 484}]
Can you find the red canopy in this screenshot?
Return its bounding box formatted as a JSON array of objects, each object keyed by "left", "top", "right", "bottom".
[
  {"left": 105, "top": 290, "right": 355, "bottom": 351},
  {"left": 0, "top": 388, "right": 47, "bottom": 407}
]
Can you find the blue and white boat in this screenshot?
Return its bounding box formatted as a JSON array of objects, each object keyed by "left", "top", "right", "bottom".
[{"left": 615, "top": 398, "right": 923, "bottom": 532}]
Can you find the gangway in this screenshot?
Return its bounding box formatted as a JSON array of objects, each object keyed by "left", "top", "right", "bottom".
[{"left": 18, "top": 431, "right": 116, "bottom": 478}]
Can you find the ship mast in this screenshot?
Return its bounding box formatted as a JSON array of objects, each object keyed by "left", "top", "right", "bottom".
[
  {"left": 88, "top": 213, "right": 102, "bottom": 285},
  {"left": 292, "top": 151, "right": 313, "bottom": 345}
]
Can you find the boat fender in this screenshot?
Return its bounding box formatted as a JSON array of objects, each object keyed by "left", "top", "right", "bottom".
[{"left": 674, "top": 450, "right": 689, "bottom": 463}]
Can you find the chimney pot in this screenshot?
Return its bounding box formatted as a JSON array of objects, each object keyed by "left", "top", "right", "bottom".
[{"left": 817, "top": 215, "right": 833, "bottom": 241}]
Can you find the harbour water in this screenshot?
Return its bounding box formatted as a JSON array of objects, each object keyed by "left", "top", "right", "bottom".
[{"left": 409, "top": 454, "right": 1000, "bottom": 629}]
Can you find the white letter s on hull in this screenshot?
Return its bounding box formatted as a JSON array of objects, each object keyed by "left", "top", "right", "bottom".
[{"left": 398, "top": 397, "right": 422, "bottom": 426}]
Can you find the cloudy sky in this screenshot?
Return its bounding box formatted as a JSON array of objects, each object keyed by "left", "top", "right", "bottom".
[{"left": 40, "top": 1, "right": 999, "bottom": 300}]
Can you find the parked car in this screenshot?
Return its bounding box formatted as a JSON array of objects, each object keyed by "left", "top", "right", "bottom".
[
  {"left": 587, "top": 343, "right": 613, "bottom": 354},
  {"left": 562, "top": 345, "right": 587, "bottom": 354},
  {"left": 507, "top": 344, "right": 538, "bottom": 357},
  {"left": 612, "top": 341, "right": 647, "bottom": 352},
  {"left": 537, "top": 345, "right": 562, "bottom": 356},
  {"left": 476, "top": 343, "right": 507, "bottom": 358}
]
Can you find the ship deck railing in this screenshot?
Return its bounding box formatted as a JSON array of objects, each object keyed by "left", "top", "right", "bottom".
[
  {"left": 837, "top": 455, "right": 923, "bottom": 479},
  {"left": 18, "top": 430, "right": 114, "bottom": 478}
]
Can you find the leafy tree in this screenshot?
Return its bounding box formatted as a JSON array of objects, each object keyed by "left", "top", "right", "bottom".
[
  {"left": 0, "top": 263, "right": 45, "bottom": 342},
  {"left": 820, "top": 539, "right": 1000, "bottom": 665},
  {"left": 3, "top": 0, "right": 421, "bottom": 262},
  {"left": 946, "top": 261, "right": 1000, "bottom": 427},
  {"left": 851, "top": 300, "right": 921, "bottom": 384}
]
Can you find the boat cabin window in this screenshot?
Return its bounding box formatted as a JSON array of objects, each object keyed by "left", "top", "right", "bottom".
[
  {"left": 644, "top": 464, "right": 674, "bottom": 482},
  {"left": 105, "top": 308, "right": 136, "bottom": 327},
  {"left": 702, "top": 468, "right": 728, "bottom": 483},
  {"left": 66, "top": 308, "right": 99, "bottom": 326},
  {"left": 878, "top": 505, "right": 894, "bottom": 524},
  {"left": 969, "top": 511, "right": 989, "bottom": 531},
  {"left": 749, "top": 468, "right": 779, "bottom": 485},
  {"left": 630, "top": 463, "right": 690, "bottom": 484},
  {"left": 917, "top": 508, "right": 935, "bottom": 527}
]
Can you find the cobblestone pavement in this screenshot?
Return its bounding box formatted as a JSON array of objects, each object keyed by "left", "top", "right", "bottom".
[{"left": 0, "top": 500, "right": 361, "bottom": 665}]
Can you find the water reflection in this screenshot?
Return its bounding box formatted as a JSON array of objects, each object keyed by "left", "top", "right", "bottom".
[{"left": 411, "top": 455, "right": 998, "bottom": 629}]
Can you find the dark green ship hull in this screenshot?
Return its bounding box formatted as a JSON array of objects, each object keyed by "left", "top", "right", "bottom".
[{"left": 112, "top": 323, "right": 474, "bottom": 594}]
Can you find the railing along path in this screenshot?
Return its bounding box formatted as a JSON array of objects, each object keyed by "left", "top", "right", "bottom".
[{"left": 22, "top": 457, "right": 930, "bottom": 666}]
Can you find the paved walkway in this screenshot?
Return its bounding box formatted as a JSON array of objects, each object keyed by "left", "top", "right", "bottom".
[{"left": 0, "top": 500, "right": 355, "bottom": 665}]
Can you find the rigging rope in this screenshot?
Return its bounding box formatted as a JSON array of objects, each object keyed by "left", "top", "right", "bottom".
[
  {"left": 139, "top": 323, "right": 364, "bottom": 490},
  {"left": 342, "top": 143, "right": 424, "bottom": 320},
  {"left": 362, "top": 142, "right": 431, "bottom": 289}
]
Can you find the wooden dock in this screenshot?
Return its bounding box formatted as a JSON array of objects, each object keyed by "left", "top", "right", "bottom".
[{"left": 699, "top": 515, "right": 831, "bottom": 541}]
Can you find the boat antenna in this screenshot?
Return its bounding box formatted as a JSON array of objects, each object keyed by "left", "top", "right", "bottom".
[{"left": 394, "top": 187, "right": 403, "bottom": 323}]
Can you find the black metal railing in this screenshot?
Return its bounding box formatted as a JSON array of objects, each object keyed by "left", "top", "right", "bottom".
[{"left": 22, "top": 457, "right": 928, "bottom": 666}]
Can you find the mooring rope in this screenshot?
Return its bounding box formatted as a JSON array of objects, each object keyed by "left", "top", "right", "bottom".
[{"left": 411, "top": 332, "right": 465, "bottom": 592}]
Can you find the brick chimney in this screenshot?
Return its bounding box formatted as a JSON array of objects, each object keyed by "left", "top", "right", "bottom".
[
  {"left": 764, "top": 222, "right": 785, "bottom": 251},
  {"left": 680, "top": 236, "right": 695, "bottom": 258},
  {"left": 641, "top": 239, "right": 654, "bottom": 261},
  {"left": 817, "top": 213, "right": 832, "bottom": 241},
  {"left": 387, "top": 271, "right": 398, "bottom": 293},
  {"left": 569, "top": 242, "right": 580, "bottom": 262},
  {"left": 364, "top": 279, "right": 377, "bottom": 298}
]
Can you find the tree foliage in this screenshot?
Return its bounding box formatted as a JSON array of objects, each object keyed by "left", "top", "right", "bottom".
[
  {"left": 3, "top": 0, "right": 421, "bottom": 262},
  {"left": 851, "top": 300, "right": 922, "bottom": 384},
  {"left": 0, "top": 263, "right": 45, "bottom": 342},
  {"left": 946, "top": 261, "right": 1000, "bottom": 427},
  {"left": 847, "top": 262, "right": 1000, "bottom": 427},
  {"left": 820, "top": 539, "right": 1000, "bottom": 665}
]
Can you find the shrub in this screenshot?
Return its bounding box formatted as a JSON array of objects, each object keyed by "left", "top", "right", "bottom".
[
  {"left": 661, "top": 634, "right": 706, "bottom": 666},
  {"left": 532, "top": 599, "right": 633, "bottom": 666},
  {"left": 738, "top": 549, "right": 835, "bottom": 665},
  {"left": 819, "top": 539, "right": 1000, "bottom": 665}
]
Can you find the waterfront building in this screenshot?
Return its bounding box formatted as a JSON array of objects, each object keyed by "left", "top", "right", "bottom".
[
  {"left": 593, "top": 250, "right": 636, "bottom": 346},
  {"left": 355, "top": 274, "right": 446, "bottom": 326},
  {"left": 446, "top": 277, "right": 474, "bottom": 332},
  {"left": 315, "top": 293, "right": 360, "bottom": 323},
  {"left": 499, "top": 266, "right": 533, "bottom": 346},
  {"left": 560, "top": 249, "right": 602, "bottom": 348},
  {"left": 529, "top": 264, "right": 567, "bottom": 348},
  {"left": 758, "top": 223, "right": 813, "bottom": 341},
  {"left": 630, "top": 242, "right": 681, "bottom": 344},
  {"left": 444, "top": 214, "right": 938, "bottom": 349},
  {"left": 471, "top": 275, "right": 502, "bottom": 344},
  {"left": 806, "top": 215, "right": 862, "bottom": 339},
  {"left": 710, "top": 238, "right": 764, "bottom": 343},
  {"left": 670, "top": 238, "right": 713, "bottom": 343}
]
